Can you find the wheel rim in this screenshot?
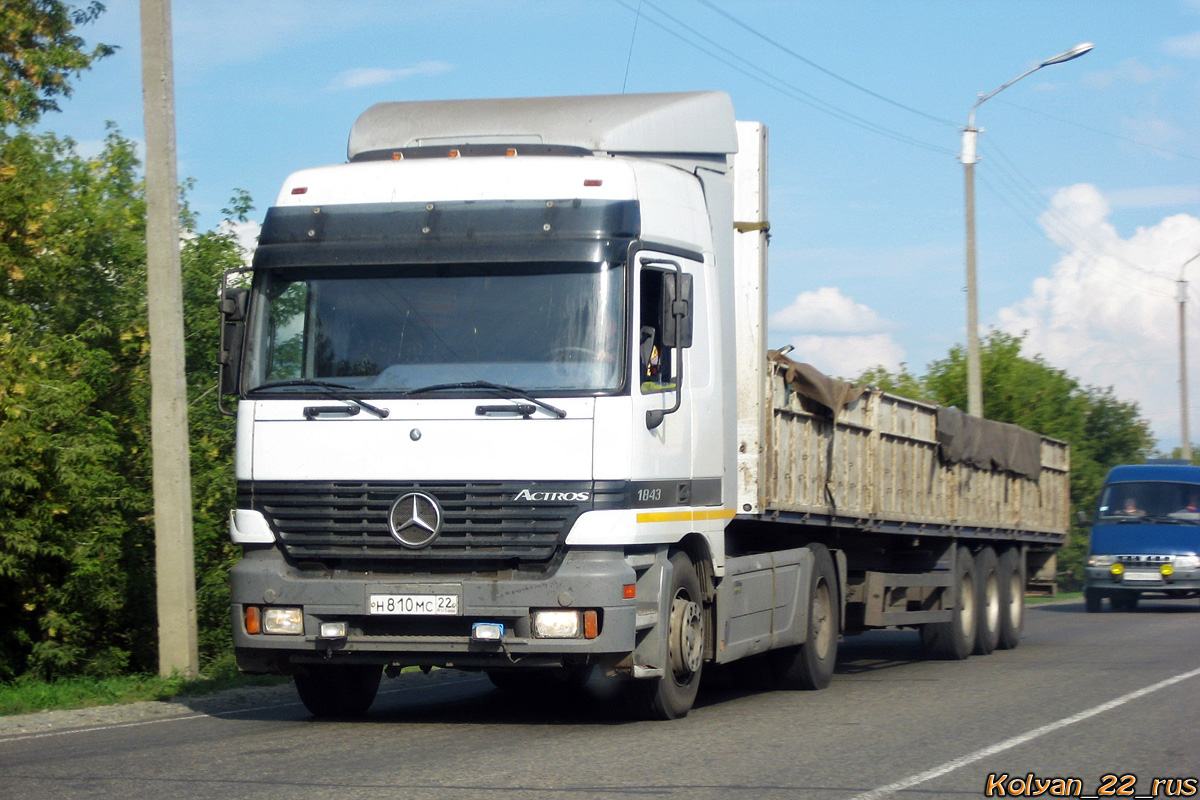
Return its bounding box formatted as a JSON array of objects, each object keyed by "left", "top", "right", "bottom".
[
  {"left": 1007, "top": 572, "right": 1023, "bottom": 628},
  {"left": 959, "top": 575, "right": 975, "bottom": 638},
  {"left": 812, "top": 578, "right": 834, "bottom": 658},
  {"left": 668, "top": 590, "right": 704, "bottom": 681},
  {"left": 984, "top": 573, "right": 1001, "bottom": 633}
]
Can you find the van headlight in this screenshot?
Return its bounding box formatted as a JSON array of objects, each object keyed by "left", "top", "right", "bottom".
[
  {"left": 1088, "top": 554, "right": 1116, "bottom": 567},
  {"left": 1174, "top": 554, "right": 1200, "bottom": 569}
]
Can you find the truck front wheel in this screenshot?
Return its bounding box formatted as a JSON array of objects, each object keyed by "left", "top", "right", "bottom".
[
  {"left": 294, "top": 663, "right": 382, "bottom": 718},
  {"left": 623, "top": 551, "right": 705, "bottom": 720}
]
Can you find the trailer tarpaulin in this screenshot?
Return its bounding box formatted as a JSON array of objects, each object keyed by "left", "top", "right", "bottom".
[{"left": 935, "top": 405, "right": 1042, "bottom": 480}]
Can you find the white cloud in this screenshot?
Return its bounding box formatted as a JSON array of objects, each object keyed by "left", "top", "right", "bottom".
[
  {"left": 1163, "top": 30, "right": 1200, "bottom": 58},
  {"left": 324, "top": 61, "right": 453, "bottom": 92},
  {"left": 769, "top": 286, "right": 896, "bottom": 335},
  {"left": 775, "top": 334, "right": 906, "bottom": 380},
  {"left": 768, "top": 287, "right": 904, "bottom": 377},
  {"left": 996, "top": 183, "right": 1200, "bottom": 447}
]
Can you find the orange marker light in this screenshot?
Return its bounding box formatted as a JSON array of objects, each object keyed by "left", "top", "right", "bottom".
[
  {"left": 583, "top": 610, "right": 599, "bottom": 639},
  {"left": 506, "top": 148, "right": 518, "bottom": 157},
  {"left": 448, "top": 149, "right": 460, "bottom": 158},
  {"left": 244, "top": 606, "right": 261, "bottom": 635},
  {"left": 391, "top": 152, "right": 403, "bottom": 161},
  {"left": 622, "top": 584, "right": 636, "bottom": 599}
]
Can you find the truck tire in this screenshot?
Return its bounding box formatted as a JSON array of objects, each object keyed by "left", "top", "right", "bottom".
[
  {"left": 973, "top": 547, "right": 1001, "bottom": 656},
  {"left": 996, "top": 547, "right": 1025, "bottom": 649},
  {"left": 770, "top": 543, "right": 839, "bottom": 690},
  {"left": 622, "top": 551, "right": 705, "bottom": 720},
  {"left": 1084, "top": 587, "right": 1104, "bottom": 613},
  {"left": 294, "top": 663, "right": 382, "bottom": 718},
  {"left": 920, "top": 545, "right": 976, "bottom": 660}
]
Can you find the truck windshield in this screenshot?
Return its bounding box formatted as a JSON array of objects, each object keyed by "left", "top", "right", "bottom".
[
  {"left": 1096, "top": 481, "right": 1200, "bottom": 522},
  {"left": 243, "top": 261, "right": 625, "bottom": 394}
]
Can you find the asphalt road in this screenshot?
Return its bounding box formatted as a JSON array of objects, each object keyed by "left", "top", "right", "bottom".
[{"left": 2, "top": 596, "right": 1198, "bottom": 800}]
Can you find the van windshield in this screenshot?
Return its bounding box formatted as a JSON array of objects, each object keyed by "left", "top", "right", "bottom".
[
  {"left": 243, "top": 261, "right": 625, "bottom": 394},
  {"left": 1096, "top": 481, "right": 1200, "bottom": 522}
]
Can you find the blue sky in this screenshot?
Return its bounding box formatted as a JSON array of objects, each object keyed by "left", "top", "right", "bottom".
[{"left": 38, "top": 1, "right": 1200, "bottom": 448}]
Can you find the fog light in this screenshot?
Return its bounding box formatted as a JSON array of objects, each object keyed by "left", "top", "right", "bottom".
[
  {"left": 263, "top": 607, "right": 304, "bottom": 635},
  {"left": 533, "top": 610, "right": 581, "bottom": 638},
  {"left": 1161, "top": 563, "right": 1175, "bottom": 577},
  {"left": 320, "top": 621, "right": 347, "bottom": 639},
  {"left": 1110, "top": 563, "right": 1125, "bottom": 577},
  {"left": 471, "top": 622, "right": 504, "bottom": 641}
]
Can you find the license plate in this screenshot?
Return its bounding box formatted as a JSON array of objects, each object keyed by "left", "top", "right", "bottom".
[
  {"left": 1122, "top": 571, "right": 1162, "bottom": 582},
  {"left": 368, "top": 594, "right": 459, "bottom": 615}
]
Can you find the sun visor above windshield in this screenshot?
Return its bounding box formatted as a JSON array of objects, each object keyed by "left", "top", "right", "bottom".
[{"left": 252, "top": 199, "right": 640, "bottom": 269}]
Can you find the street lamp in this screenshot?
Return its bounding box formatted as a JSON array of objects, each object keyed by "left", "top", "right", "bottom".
[
  {"left": 1178, "top": 251, "right": 1200, "bottom": 461},
  {"left": 961, "top": 42, "right": 1094, "bottom": 417}
]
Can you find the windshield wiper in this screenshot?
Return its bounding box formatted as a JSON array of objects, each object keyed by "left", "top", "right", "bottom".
[
  {"left": 247, "top": 379, "right": 390, "bottom": 419},
  {"left": 397, "top": 381, "right": 567, "bottom": 418}
]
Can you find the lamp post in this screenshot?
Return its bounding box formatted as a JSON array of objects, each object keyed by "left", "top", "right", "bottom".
[
  {"left": 961, "top": 42, "right": 1094, "bottom": 417},
  {"left": 1178, "top": 252, "right": 1200, "bottom": 461}
]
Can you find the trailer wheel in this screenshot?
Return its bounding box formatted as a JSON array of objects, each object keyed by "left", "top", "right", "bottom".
[
  {"left": 996, "top": 547, "right": 1025, "bottom": 649},
  {"left": 770, "top": 543, "right": 839, "bottom": 690},
  {"left": 973, "top": 547, "right": 1001, "bottom": 656},
  {"left": 1084, "top": 587, "right": 1104, "bottom": 613},
  {"left": 622, "top": 551, "right": 704, "bottom": 720},
  {"left": 920, "top": 545, "right": 976, "bottom": 660},
  {"left": 294, "top": 663, "right": 382, "bottom": 718}
]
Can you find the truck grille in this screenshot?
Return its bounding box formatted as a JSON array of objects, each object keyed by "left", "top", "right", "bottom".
[{"left": 239, "top": 480, "right": 616, "bottom": 565}]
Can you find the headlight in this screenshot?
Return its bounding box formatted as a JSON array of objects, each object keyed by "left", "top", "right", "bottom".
[
  {"left": 1088, "top": 554, "right": 1116, "bottom": 567},
  {"left": 1174, "top": 554, "right": 1200, "bottom": 569},
  {"left": 532, "top": 610, "right": 581, "bottom": 638},
  {"left": 263, "top": 606, "right": 304, "bottom": 635}
]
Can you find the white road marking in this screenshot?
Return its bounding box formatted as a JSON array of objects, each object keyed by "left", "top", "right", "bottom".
[{"left": 849, "top": 665, "right": 1200, "bottom": 800}]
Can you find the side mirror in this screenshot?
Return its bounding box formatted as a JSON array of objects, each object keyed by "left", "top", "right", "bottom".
[
  {"left": 218, "top": 286, "right": 249, "bottom": 402},
  {"left": 659, "top": 272, "right": 693, "bottom": 349}
]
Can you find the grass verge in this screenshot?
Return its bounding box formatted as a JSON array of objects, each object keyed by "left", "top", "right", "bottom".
[{"left": 0, "top": 653, "right": 288, "bottom": 717}]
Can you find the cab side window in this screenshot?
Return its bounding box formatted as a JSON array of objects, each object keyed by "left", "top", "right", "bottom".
[{"left": 639, "top": 269, "right": 674, "bottom": 393}]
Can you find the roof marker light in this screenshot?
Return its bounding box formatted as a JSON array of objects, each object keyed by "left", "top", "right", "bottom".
[
  {"left": 291, "top": 187, "right": 308, "bottom": 195},
  {"left": 584, "top": 179, "right": 603, "bottom": 187},
  {"left": 506, "top": 148, "right": 518, "bottom": 157}
]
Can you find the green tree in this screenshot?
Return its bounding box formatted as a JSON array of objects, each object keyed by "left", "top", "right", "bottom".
[
  {"left": 0, "top": 1, "right": 114, "bottom": 126},
  {"left": 0, "top": 125, "right": 247, "bottom": 679}
]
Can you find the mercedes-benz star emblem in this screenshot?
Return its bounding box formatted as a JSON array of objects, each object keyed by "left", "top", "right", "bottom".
[{"left": 387, "top": 491, "right": 443, "bottom": 549}]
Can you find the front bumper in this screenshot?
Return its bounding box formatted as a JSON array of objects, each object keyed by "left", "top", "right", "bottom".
[
  {"left": 231, "top": 547, "right": 639, "bottom": 673},
  {"left": 1084, "top": 565, "right": 1200, "bottom": 594}
]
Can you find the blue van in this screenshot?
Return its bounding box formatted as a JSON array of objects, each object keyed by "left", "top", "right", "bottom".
[{"left": 1084, "top": 463, "right": 1200, "bottom": 611}]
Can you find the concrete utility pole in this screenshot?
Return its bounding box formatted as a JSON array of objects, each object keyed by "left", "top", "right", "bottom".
[
  {"left": 1178, "top": 251, "right": 1200, "bottom": 462},
  {"left": 961, "top": 43, "right": 1093, "bottom": 417},
  {"left": 140, "top": 0, "right": 199, "bottom": 677}
]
